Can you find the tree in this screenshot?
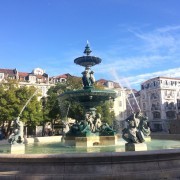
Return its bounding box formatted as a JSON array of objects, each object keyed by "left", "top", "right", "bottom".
[
  {"left": 46, "top": 76, "right": 84, "bottom": 122},
  {"left": 0, "top": 82, "right": 43, "bottom": 137},
  {"left": 96, "top": 101, "right": 115, "bottom": 125},
  {"left": 66, "top": 76, "right": 82, "bottom": 90},
  {"left": 16, "top": 86, "right": 43, "bottom": 126}
]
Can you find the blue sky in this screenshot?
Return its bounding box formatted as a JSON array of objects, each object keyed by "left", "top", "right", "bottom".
[{"left": 0, "top": 0, "right": 180, "bottom": 89}]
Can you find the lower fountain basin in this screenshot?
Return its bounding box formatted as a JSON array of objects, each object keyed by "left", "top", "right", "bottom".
[
  {"left": 0, "top": 135, "right": 180, "bottom": 179},
  {"left": 0, "top": 148, "right": 180, "bottom": 179},
  {"left": 58, "top": 88, "right": 116, "bottom": 108},
  {"left": 1, "top": 135, "right": 180, "bottom": 154}
]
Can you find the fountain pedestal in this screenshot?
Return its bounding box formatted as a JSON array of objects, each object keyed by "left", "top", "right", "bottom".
[
  {"left": 125, "top": 143, "right": 147, "bottom": 151},
  {"left": 75, "top": 136, "right": 100, "bottom": 147},
  {"left": 8, "top": 143, "right": 25, "bottom": 154},
  {"left": 65, "top": 135, "right": 118, "bottom": 147},
  {"left": 144, "top": 136, "right": 151, "bottom": 142},
  {"left": 99, "top": 136, "right": 118, "bottom": 146}
]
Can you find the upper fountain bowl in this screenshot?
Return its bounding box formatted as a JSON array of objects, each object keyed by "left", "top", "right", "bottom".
[
  {"left": 74, "top": 56, "right": 102, "bottom": 68},
  {"left": 74, "top": 42, "right": 102, "bottom": 68}
]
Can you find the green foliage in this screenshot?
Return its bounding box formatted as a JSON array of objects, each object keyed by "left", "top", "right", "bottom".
[
  {"left": 94, "top": 82, "right": 105, "bottom": 90},
  {"left": 68, "top": 103, "right": 84, "bottom": 121},
  {"left": 0, "top": 83, "right": 19, "bottom": 122},
  {"left": 45, "top": 84, "right": 64, "bottom": 121},
  {"left": 46, "top": 76, "right": 84, "bottom": 121},
  {"left": 96, "top": 101, "right": 115, "bottom": 125},
  {"left": 66, "top": 76, "right": 83, "bottom": 90},
  {"left": 0, "top": 83, "right": 43, "bottom": 127}
]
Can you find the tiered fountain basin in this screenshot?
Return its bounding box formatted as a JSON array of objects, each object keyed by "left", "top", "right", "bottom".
[
  {"left": 59, "top": 88, "right": 117, "bottom": 147},
  {"left": 59, "top": 88, "right": 116, "bottom": 108}
]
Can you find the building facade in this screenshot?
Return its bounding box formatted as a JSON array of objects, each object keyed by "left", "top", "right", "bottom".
[
  {"left": 140, "top": 77, "right": 180, "bottom": 132},
  {"left": 49, "top": 74, "right": 68, "bottom": 84},
  {"left": 0, "top": 68, "right": 53, "bottom": 97}
]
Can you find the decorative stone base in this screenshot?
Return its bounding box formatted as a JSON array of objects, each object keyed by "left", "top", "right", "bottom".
[
  {"left": 64, "top": 136, "right": 76, "bottom": 146},
  {"left": 8, "top": 144, "right": 25, "bottom": 154},
  {"left": 125, "top": 143, "right": 147, "bottom": 152},
  {"left": 144, "top": 136, "right": 151, "bottom": 142},
  {"left": 99, "top": 136, "right": 118, "bottom": 146},
  {"left": 65, "top": 135, "right": 118, "bottom": 147},
  {"left": 75, "top": 136, "right": 100, "bottom": 147}
]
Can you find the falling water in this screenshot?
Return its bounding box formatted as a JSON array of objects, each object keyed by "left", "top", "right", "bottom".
[
  {"left": 126, "top": 97, "right": 134, "bottom": 113},
  {"left": 111, "top": 69, "right": 141, "bottom": 112},
  {"left": 123, "top": 78, "right": 141, "bottom": 112},
  {"left": 18, "top": 89, "right": 39, "bottom": 117},
  {"left": 65, "top": 104, "right": 71, "bottom": 120}
]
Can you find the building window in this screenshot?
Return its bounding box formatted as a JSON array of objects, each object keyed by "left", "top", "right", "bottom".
[
  {"left": 154, "top": 124, "right": 163, "bottom": 131},
  {"left": 143, "top": 103, "right": 146, "bottom": 110},
  {"left": 8, "top": 76, "right": 15, "bottom": 79},
  {"left": 177, "top": 99, "right": 180, "bottom": 110},
  {"left": 166, "top": 111, "right": 176, "bottom": 119},
  {"left": 151, "top": 92, "right": 158, "bottom": 99},
  {"left": 61, "top": 78, "right": 66, "bottom": 82},
  {"left": 153, "top": 112, "right": 161, "bottom": 119},
  {"left": 142, "top": 94, "right": 145, "bottom": 99}
]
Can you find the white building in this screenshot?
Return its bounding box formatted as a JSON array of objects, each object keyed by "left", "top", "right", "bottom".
[
  {"left": 96, "top": 79, "right": 127, "bottom": 132},
  {"left": 0, "top": 68, "right": 53, "bottom": 97},
  {"left": 140, "top": 77, "right": 180, "bottom": 132}
]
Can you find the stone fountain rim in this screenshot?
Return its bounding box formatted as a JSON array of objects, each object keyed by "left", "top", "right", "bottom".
[{"left": 0, "top": 148, "right": 180, "bottom": 160}]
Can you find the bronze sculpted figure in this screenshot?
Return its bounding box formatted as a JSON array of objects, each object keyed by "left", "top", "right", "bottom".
[
  {"left": 66, "top": 111, "right": 115, "bottom": 137},
  {"left": 8, "top": 117, "right": 23, "bottom": 144},
  {"left": 82, "top": 68, "right": 95, "bottom": 88},
  {"left": 122, "top": 112, "right": 150, "bottom": 143}
]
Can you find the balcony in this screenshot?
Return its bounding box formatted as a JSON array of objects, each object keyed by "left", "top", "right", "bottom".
[
  {"left": 151, "top": 107, "right": 160, "bottom": 111},
  {"left": 165, "top": 106, "right": 176, "bottom": 111},
  {"left": 164, "top": 95, "right": 174, "bottom": 100}
]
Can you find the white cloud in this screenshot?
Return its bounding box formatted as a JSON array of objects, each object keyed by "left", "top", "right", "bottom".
[
  {"left": 93, "top": 25, "right": 180, "bottom": 87},
  {"left": 125, "top": 67, "right": 180, "bottom": 88},
  {"left": 128, "top": 25, "right": 180, "bottom": 53},
  {"left": 157, "top": 25, "right": 180, "bottom": 33},
  {"left": 95, "top": 55, "right": 168, "bottom": 74}
]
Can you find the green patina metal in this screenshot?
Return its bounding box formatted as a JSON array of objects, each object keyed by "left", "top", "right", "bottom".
[
  {"left": 59, "top": 88, "right": 116, "bottom": 109},
  {"left": 58, "top": 42, "right": 117, "bottom": 137}
]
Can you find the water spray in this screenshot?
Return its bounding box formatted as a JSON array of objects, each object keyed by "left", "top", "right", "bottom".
[
  {"left": 65, "top": 103, "right": 71, "bottom": 121},
  {"left": 18, "top": 88, "right": 39, "bottom": 118},
  {"left": 111, "top": 69, "right": 142, "bottom": 113},
  {"left": 123, "top": 78, "right": 141, "bottom": 112}
]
